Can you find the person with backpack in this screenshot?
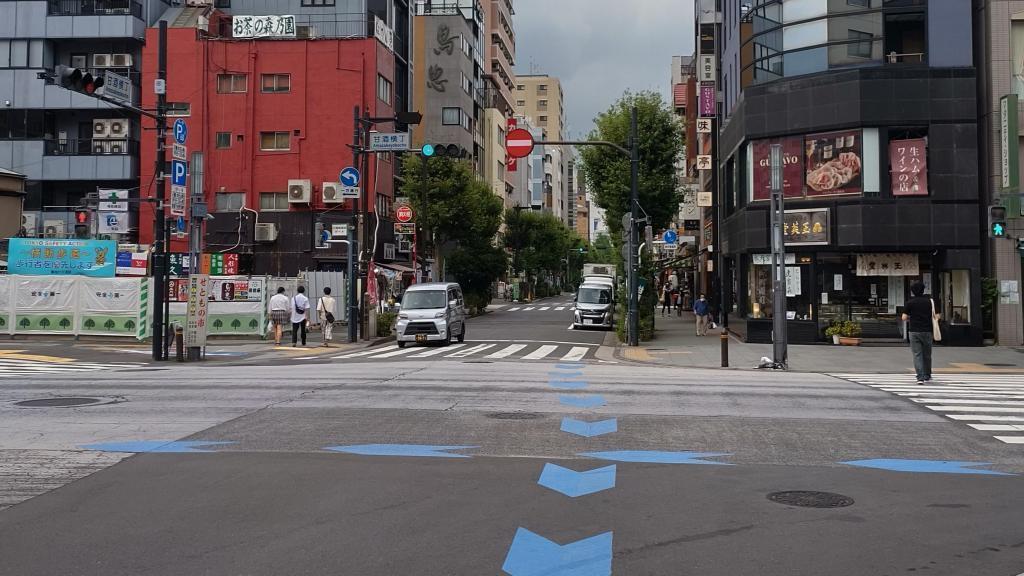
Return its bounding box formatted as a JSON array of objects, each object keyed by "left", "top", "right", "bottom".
[
  {"left": 317, "top": 287, "right": 337, "bottom": 347},
  {"left": 291, "top": 285, "right": 310, "bottom": 347}
]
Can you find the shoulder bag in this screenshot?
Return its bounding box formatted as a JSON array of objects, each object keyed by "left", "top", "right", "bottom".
[{"left": 930, "top": 298, "right": 942, "bottom": 342}]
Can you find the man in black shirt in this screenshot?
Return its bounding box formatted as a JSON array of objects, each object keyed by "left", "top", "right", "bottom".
[{"left": 901, "top": 282, "right": 940, "bottom": 384}]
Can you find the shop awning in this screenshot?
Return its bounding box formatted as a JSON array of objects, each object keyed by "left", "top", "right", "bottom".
[{"left": 378, "top": 262, "right": 415, "bottom": 274}]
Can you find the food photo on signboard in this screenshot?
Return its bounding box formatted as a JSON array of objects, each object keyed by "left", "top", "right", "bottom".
[{"left": 804, "top": 130, "right": 863, "bottom": 196}]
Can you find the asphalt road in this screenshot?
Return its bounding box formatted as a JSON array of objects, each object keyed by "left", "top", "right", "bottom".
[{"left": 1, "top": 300, "right": 1023, "bottom": 575}]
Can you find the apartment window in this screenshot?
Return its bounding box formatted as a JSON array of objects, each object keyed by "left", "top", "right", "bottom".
[
  {"left": 217, "top": 74, "right": 247, "bottom": 94},
  {"left": 259, "top": 131, "right": 290, "bottom": 151},
  {"left": 0, "top": 110, "right": 55, "bottom": 139},
  {"left": 516, "top": 100, "right": 525, "bottom": 106},
  {"left": 846, "top": 0, "right": 869, "bottom": 6},
  {"left": 301, "top": 0, "right": 334, "bottom": 5},
  {"left": 216, "top": 132, "right": 231, "bottom": 149},
  {"left": 214, "top": 0, "right": 229, "bottom": 7},
  {"left": 539, "top": 115, "right": 548, "bottom": 124},
  {"left": 847, "top": 30, "right": 873, "bottom": 58},
  {"left": 261, "top": 74, "right": 290, "bottom": 93},
  {"left": 377, "top": 74, "right": 392, "bottom": 105},
  {"left": 442, "top": 107, "right": 462, "bottom": 125},
  {"left": 0, "top": 39, "right": 45, "bottom": 69},
  {"left": 516, "top": 84, "right": 525, "bottom": 91},
  {"left": 215, "top": 193, "right": 245, "bottom": 212},
  {"left": 461, "top": 73, "right": 472, "bottom": 95},
  {"left": 166, "top": 102, "right": 191, "bottom": 117},
  {"left": 460, "top": 35, "right": 472, "bottom": 58},
  {"left": 537, "top": 84, "right": 548, "bottom": 93},
  {"left": 538, "top": 99, "right": 548, "bottom": 109},
  {"left": 259, "top": 192, "right": 290, "bottom": 211}
]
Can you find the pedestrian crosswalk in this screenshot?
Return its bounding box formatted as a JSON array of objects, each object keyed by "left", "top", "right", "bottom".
[
  {"left": 332, "top": 342, "right": 596, "bottom": 363},
  {"left": 0, "top": 357, "right": 146, "bottom": 378},
  {"left": 834, "top": 373, "right": 1024, "bottom": 445},
  {"left": 504, "top": 305, "right": 571, "bottom": 313}
]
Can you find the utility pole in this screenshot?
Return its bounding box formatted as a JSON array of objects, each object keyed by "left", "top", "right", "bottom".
[
  {"left": 628, "top": 106, "right": 640, "bottom": 346},
  {"left": 348, "top": 105, "right": 361, "bottom": 343},
  {"left": 770, "top": 143, "right": 788, "bottom": 368},
  {"left": 151, "top": 21, "right": 168, "bottom": 362}
]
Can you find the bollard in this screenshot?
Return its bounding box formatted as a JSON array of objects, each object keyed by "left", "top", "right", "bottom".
[
  {"left": 174, "top": 325, "right": 184, "bottom": 362},
  {"left": 720, "top": 329, "right": 729, "bottom": 368}
]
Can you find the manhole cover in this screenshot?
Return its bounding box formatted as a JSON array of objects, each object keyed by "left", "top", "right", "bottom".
[
  {"left": 15, "top": 397, "right": 104, "bottom": 408},
  {"left": 487, "top": 412, "right": 543, "bottom": 420},
  {"left": 985, "top": 363, "right": 1017, "bottom": 367},
  {"left": 767, "top": 491, "right": 854, "bottom": 508}
]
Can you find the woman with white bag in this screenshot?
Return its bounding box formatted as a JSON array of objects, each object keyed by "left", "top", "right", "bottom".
[{"left": 902, "top": 282, "right": 941, "bottom": 385}]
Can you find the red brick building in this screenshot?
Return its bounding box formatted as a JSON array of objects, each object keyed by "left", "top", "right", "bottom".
[{"left": 139, "top": 17, "right": 400, "bottom": 275}]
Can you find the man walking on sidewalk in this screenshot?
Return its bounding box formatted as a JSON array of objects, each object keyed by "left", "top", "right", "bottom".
[
  {"left": 694, "top": 293, "right": 710, "bottom": 336},
  {"left": 291, "top": 286, "right": 310, "bottom": 347},
  {"left": 902, "top": 281, "right": 940, "bottom": 384}
]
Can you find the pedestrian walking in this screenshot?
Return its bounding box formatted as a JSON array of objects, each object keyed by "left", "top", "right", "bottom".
[
  {"left": 902, "top": 282, "right": 941, "bottom": 384},
  {"left": 317, "top": 287, "right": 337, "bottom": 347},
  {"left": 268, "top": 286, "right": 291, "bottom": 346},
  {"left": 291, "top": 286, "right": 310, "bottom": 347},
  {"left": 661, "top": 283, "right": 672, "bottom": 316},
  {"left": 694, "top": 293, "right": 710, "bottom": 336}
]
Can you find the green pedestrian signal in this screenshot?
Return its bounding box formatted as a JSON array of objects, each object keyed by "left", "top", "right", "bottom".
[{"left": 989, "top": 205, "right": 1008, "bottom": 238}]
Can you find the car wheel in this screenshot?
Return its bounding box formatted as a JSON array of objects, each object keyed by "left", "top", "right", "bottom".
[
  {"left": 397, "top": 341, "right": 406, "bottom": 349},
  {"left": 444, "top": 330, "right": 452, "bottom": 346},
  {"left": 457, "top": 324, "right": 466, "bottom": 343}
]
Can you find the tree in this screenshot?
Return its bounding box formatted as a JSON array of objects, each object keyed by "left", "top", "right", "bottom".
[
  {"left": 103, "top": 319, "right": 116, "bottom": 330},
  {"left": 231, "top": 319, "right": 242, "bottom": 329},
  {"left": 213, "top": 319, "right": 224, "bottom": 329},
  {"left": 84, "top": 318, "right": 95, "bottom": 329},
  {"left": 580, "top": 91, "right": 683, "bottom": 237},
  {"left": 58, "top": 318, "right": 70, "bottom": 329},
  {"left": 124, "top": 319, "right": 136, "bottom": 331},
  {"left": 446, "top": 241, "right": 508, "bottom": 313},
  {"left": 503, "top": 208, "right": 579, "bottom": 294},
  {"left": 588, "top": 233, "right": 617, "bottom": 265},
  {"left": 248, "top": 319, "right": 259, "bottom": 329},
  {"left": 39, "top": 318, "right": 50, "bottom": 328},
  {"left": 19, "top": 318, "right": 31, "bottom": 329}
]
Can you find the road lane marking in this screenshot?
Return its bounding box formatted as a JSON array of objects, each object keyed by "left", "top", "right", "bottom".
[
  {"left": 523, "top": 307, "right": 536, "bottom": 311},
  {"left": 994, "top": 436, "right": 1024, "bottom": 444},
  {"left": 334, "top": 345, "right": 398, "bottom": 359},
  {"left": 485, "top": 344, "right": 527, "bottom": 359},
  {"left": 410, "top": 344, "right": 466, "bottom": 357},
  {"left": 555, "top": 307, "right": 566, "bottom": 311},
  {"left": 446, "top": 344, "right": 496, "bottom": 358},
  {"left": 366, "top": 347, "right": 422, "bottom": 359},
  {"left": 561, "top": 347, "right": 589, "bottom": 362},
  {"left": 509, "top": 307, "right": 521, "bottom": 312},
  {"left": 946, "top": 414, "right": 1024, "bottom": 422},
  {"left": 539, "top": 307, "right": 551, "bottom": 311},
  {"left": 522, "top": 345, "right": 558, "bottom": 360}
]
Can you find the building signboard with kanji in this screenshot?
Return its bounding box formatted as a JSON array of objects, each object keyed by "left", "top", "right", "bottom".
[
  {"left": 184, "top": 274, "right": 210, "bottom": 347},
  {"left": 8, "top": 239, "right": 116, "bottom": 277},
  {"left": 783, "top": 209, "right": 830, "bottom": 246}
]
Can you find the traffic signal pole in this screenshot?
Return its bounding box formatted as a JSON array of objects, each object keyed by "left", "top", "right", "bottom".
[
  {"left": 628, "top": 107, "right": 640, "bottom": 346},
  {"left": 151, "top": 21, "right": 168, "bottom": 361},
  {"left": 349, "top": 105, "right": 361, "bottom": 343}
]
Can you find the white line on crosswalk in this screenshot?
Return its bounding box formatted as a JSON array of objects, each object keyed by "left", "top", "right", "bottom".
[
  {"left": 539, "top": 307, "right": 551, "bottom": 311},
  {"left": 368, "top": 347, "right": 422, "bottom": 359},
  {"left": 522, "top": 345, "right": 558, "bottom": 360},
  {"left": 968, "top": 424, "right": 1024, "bottom": 431},
  {"left": 926, "top": 405, "right": 1024, "bottom": 413},
  {"left": 445, "top": 344, "right": 496, "bottom": 358},
  {"left": 555, "top": 307, "right": 566, "bottom": 311},
  {"left": 411, "top": 344, "right": 466, "bottom": 358},
  {"left": 334, "top": 345, "right": 397, "bottom": 359},
  {"left": 946, "top": 414, "right": 1024, "bottom": 422},
  {"left": 523, "top": 307, "right": 536, "bottom": 311},
  {"left": 508, "top": 307, "right": 521, "bottom": 312},
  {"left": 561, "top": 347, "right": 589, "bottom": 362},
  {"left": 994, "top": 436, "right": 1024, "bottom": 444},
  {"left": 911, "top": 398, "right": 1024, "bottom": 407},
  {"left": 485, "top": 344, "right": 527, "bottom": 359}
]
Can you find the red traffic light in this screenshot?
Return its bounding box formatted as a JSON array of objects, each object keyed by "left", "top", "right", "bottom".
[{"left": 75, "top": 211, "right": 89, "bottom": 224}]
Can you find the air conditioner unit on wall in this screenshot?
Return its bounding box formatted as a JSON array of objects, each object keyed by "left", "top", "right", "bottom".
[
  {"left": 21, "top": 213, "right": 38, "bottom": 237},
  {"left": 254, "top": 223, "right": 278, "bottom": 243},
  {"left": 92, "top": 54, "right": 112, "bottom": 68},
  {"left": 322, "top": 182, "right": 343, "bottom": 204},
  {"left": 43, "top": 220, "right": 66, "bottom": 237},
  {"left": 110, "top": 53, "right": 132, "bottom": 67},
  {"left": 397, "top": 238, "right": 411, "bottom": 253},
  {"left": 108, "top": 118, "right": 130, "bottom": 139},
  {"left": 93, "top": 119, "right": 111, "bottom": 139},
  {"left": 287, "top": 179, "right": 312, "bottom": 203}
]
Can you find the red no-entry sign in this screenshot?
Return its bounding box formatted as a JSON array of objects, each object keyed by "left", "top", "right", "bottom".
[
  {"left": 396, "top": 205, "right": 414, "bottom": 223},
  {"left": 506, "top": 128, "right": 535, "bottom": 159}
]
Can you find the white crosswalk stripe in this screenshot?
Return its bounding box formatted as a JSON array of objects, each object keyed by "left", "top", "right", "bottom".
[
  {"left": 484, "top": 344, "right": 527, "bottom": 359},
  {"left": 561, "top": 347, "right": 589, "bottom": 362},
  {"left": 834, "top": 373, "right": 1024, "bottom": 445},
  {"left": 0, "top": 358, "right": 144, "bottom": 378},
  {"left": 332, "top": 342, "right": 596, "bottom": 364},
  {"left": 522, "top": 345, "right": 558, "bottom": 360},
  {"left": 445, "top": 344, "right": 496, "bottom": 358},
  {"left": 539, "top": 307, "right": 551, "bottom": 311},
  {"left": 334, "top": 345, "right": 398, "bottom": 359},
  {"left": 411, "top": 344, "right": 466, "bottom": 358},
  {"left": 555, "top": 307, "right": 566, "bottom": 311}
]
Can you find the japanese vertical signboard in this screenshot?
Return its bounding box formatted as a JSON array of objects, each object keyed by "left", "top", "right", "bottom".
[
  {"left": 699, "top": 83, "right": 716, "bottom": 117},
  {"left": 184, "top": 274, "right": 210, "bottom": 347},
  {"left": 889, "top": 138, "right": 928, "bottom": 196},
  {"left": 1000, "top": 94, "right": 1020, "bottom": 215}
]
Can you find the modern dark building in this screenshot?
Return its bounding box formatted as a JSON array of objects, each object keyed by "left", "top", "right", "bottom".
[{"left": 714, "top": 0, "right": 982, "bottom": 345}]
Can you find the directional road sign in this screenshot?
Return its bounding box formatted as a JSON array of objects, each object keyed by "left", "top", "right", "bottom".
[
  {"left": 102, "top": 70, "right": 132, "bottom": 104},
  {"left": 340, "top": 167, "right": 360, "bottom": 187},
  {"left": 506, "top": 128, "right": 535, "bottom": 159},
  {"left": 176, "top": 216, "right": 186, "bottom": 232},
  {"left": 173, "top": 119, "right": 187, "bottom": 144},
  {"left": 663, "top": 229, "right": 678, "bottom": 244},
  {"left": 369, "top": 132, "right": 410, "bottom": 152}
]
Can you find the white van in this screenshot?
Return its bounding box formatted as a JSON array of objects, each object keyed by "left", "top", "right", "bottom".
[
  {"left": 573, "top": 282, "right": 615, "bottom": 330},
  {"left": 396, "top": 283, "right": 467, "bottom": 347}
]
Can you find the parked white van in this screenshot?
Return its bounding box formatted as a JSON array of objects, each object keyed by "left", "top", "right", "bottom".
[{"left": 396, "top": 283, "right": 467, "bottom": 347}]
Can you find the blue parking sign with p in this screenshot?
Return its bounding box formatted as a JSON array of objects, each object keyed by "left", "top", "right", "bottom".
[
  {"left": 171, "top": 160, "right": 187, "bottom": 187},
  {"left": 173, "top": 119, "right": 187, "bottom": 144}
]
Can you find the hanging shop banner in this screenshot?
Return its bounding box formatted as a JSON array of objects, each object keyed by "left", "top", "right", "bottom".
[
  {"left": 785, "top": 266, "right": 802, "bottom": 297},
  {"left": 209, "top": 278, "right": 265, "bottom": 302},
  {"left": 783, "top": 209, "right": 830, "bottom": 246},
  {"left": 8, "top": 238, "right": 116, "bottom": 277},
  {"left": 890, "top": 138, "right": 929, "bottom": 196},
  {"left": 184, "top": 274, "right": 210, "bottom": 347},
  {"left": 856, "top": 253, "right": 920, "bottom": 277},
  {"left": 805, "top": 130, "right": 863, "bottom": 197},
  {"left": 98, "top": 189, "right": 129, "bottom": 212},
  {"left": 752, "top": 136, "right": 805, "bottom": 200},
  {"left": 204, "top": 253, "right": 240, "bottom": 276}
]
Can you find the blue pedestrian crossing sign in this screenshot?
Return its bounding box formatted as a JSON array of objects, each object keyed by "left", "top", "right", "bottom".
[
  {"left": 340, "top": 167, "right": 360, "bottom": 187},
  {"left": 663, "top": 229, "right": 678, "bottom": 244},
  {"left": 173, "top": 119, "right": 188, "bottom": 144},
  {"left": 176, "top": 216, "right": 186, "bottom": 232}
]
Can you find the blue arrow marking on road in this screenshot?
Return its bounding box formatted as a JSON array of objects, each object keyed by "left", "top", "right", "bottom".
[
  {"left": 538, "top": 463, "right": 616, "bottom": 497},
  {"left": 549, "top": 370, "right": 584, "bottom": 378},
  {"left": 81, "top": 440, "right": 233, "bottom": 453},
  {"left": 340, "top": 167, "right": 360, "bottom": 187},
  {"left": 580, "top": 450, "right": 733, "bottom": 465},
  {"left": 555, "top": 363, "right": 585, "bottom": 370},
  {"left": 549, "top": 380, "right": 588, "bottom": 390},
  {"left": 502, "top": 528, "right": 612, "bottom": 576},
  {"left": 324, "top": 444, "right": 478, "bottom": 458},
  {"left": 560, "top": 417, "right": 618, "bottom": 438},
  {"left": 559, "top": 395, "right": 606, "bottom": 409},
  {"left": 841, "top": 459, "right": 1015, "bottom": 476}
]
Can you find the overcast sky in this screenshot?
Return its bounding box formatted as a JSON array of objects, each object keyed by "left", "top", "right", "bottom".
[{"left": 513, "top": 0, "right": 695, "bottom": 138}]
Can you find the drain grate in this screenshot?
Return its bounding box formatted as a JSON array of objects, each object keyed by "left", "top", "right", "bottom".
[
  {"left": 487, "top": 412, "right": 543, "bottom": 420},
  {"left": 767, "top": 491, "right": 854, "bottom": 508},
  {"left": 15, "top": 397, "right": 104, "bottom": 408}
]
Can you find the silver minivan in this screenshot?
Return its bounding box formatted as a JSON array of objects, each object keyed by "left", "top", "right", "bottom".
[
  {"left": 396, "top": 283, "right": 467, "bottom": 347},
  {"left": 573, "top": 282, "right": 615, "bottom": 330}
]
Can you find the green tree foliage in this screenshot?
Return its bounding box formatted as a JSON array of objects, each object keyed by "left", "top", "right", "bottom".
[
  {"left": 587, "top": 233, "right": 617, "bottom": 265},
  {"left": 503, "top": 208, "right": 579, "bottom": 282},
  {"left": 580, "top": 91, "right": 683, "bottom": 236},
  {"left": 446, "top": 241, "right": 508, "bottom": 313}
]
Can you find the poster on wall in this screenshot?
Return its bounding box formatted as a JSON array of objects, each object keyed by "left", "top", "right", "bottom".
[
  {"left": 805, "top": 130, "right": 863, "bottom": 196},
  {"left": 8, "top": 239, "right": 116, "bottom": 277},
  {"left": 209, "top": 278, "right": 265, "bottom": 302},
  {"left": 752, "top": 136, "right": 804, "bottom": 200},
  {"left": 785, "top": 267, "right": 802, "bottom": 297},
  {"left": 856, "top": 253, "right": 920, "bottom": 277},
  {"left": 890, "top": 138, "right": 929, "bottom": 196}
]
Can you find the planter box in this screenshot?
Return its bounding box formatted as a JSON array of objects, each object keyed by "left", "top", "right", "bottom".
[{"left": 839, "top": 337, "right": 862, "bottom": 346}]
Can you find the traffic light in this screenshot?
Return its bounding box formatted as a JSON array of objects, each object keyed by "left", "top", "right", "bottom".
[
  {"left": 74, "top": 210, "right": 90, "bottom": 238},
  {"left": 989, "top": 205, "right": 1008, "bottom": 238},
  {"left": 421, "top": 144, "right": 469, "bottom": 159},
  {"left": 55, "top": 65, "right": 104, "bottom": 95}
]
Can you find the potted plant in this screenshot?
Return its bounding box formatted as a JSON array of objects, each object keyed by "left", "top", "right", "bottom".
[
  {"left": 824, "top": 322, "right": 843, "bottom": 345},
  {"left": 838, "top": 321, "right": 862, "bottom": 346}
]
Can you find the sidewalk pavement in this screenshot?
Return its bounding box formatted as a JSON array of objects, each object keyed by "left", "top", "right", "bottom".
[{"left": 618, "top": 310, "right": 1024, "bottom": 374}]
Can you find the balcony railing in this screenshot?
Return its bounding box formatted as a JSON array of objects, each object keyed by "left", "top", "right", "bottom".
[
  {"left": 44, "top": 138, "right": 139, "bottom": 156},
  {"left": 48, "top": 0, "right": 143, "bottom": 17},
  {"left": 886, "top": 51, "right": 925, "bottom": 64}
]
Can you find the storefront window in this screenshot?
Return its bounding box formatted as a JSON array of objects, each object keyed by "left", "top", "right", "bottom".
[
  {"left": 941, "top": 270, "right": 971, "bottom": 325},
  {"left": 747, "top": 255, "right": 812, "bottom": 320}
]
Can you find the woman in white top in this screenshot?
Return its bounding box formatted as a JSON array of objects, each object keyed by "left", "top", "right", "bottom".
[
  {"left": 291, "top": 286, "right": 310, "bottom": 347},
  {"left": 268, "top": 287, "right": 291, "bottom": 346},
  {"left": 317, "top": 287, "right": 337, "bottom": 347}
]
